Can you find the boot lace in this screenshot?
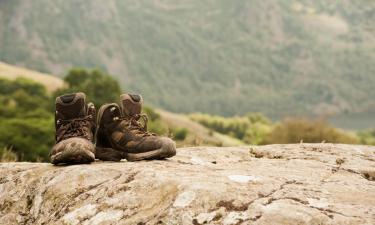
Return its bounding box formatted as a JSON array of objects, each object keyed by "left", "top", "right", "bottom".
[
  {"left": 115, "top": 114, "right": 155, "bottom": 137},
  {"left": 56, "top": 115, "right": 93, "bottom": 143}
]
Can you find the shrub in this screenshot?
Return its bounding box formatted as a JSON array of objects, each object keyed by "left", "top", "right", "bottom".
[
  {"left": 171, "top": 128, "right": 189, "bottom": 141},
  {"left": 190, "top": 113, "right": 272, "bottom": 144},
  {"left": 190, "top": 113, "right": 250, "bottom": 139},
  {"left": 0, "top": 118, "right": 54, "bottom": 161},
  {"left": 262, "top": 118, "right": 359, "bottom": 144},
  {"left": 147, "top": 119, "right": 169, "bottom": 135},
  {"left": 357, "top": 129, "right": 375, "bottom": 145},
  {"left": 0, "top": 77, "right": 54, "bottom": 162},
  {"left": 54, "top": 68, "right": 121, "bottom": 106},
  {"left": 0, "top": 147, "right": 18, "bottom": 162},
  {"left": 143, "top": 106, "right": 161, "bottom": 121}
]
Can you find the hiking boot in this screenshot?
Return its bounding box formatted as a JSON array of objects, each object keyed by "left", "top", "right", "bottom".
[
  {"left": 95, "top": 93, "right": 176, "bottom": 161},
  {"left": 50, "top": 92, "right": 96, "bottom": 164}
]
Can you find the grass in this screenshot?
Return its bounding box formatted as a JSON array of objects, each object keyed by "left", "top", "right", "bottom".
[
  {"left": 1, "top": 1, "right": 374, "bottom": 126},
  {"left": 0, "top": 61, "right": 64, "bottom": 93},
  {"left": 0, "top": 147, "right": 18, "bottom": 162},
  {"left": 0, "top": 61, "right": 244, "bottom": 147},
  {"left": 157, "top": 109, "right": 244, "bottom": 147}
]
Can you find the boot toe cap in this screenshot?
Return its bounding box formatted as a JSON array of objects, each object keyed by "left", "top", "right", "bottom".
[
  {"left": 50, "top": 137, "right": 95, "bottom": 164},
  {"left": 160, "top": 137, "right": 177, "bottom": 158}
]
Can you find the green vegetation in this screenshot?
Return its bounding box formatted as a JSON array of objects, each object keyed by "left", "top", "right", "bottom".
[
  {"left": 0, "top": 69, "right": 188, "bottom": 162},
  {"left": 262, "top": 118, "right": 359, "bottom": 144},
  {"left": 171, "top": 128, "right": 189, "bottom": 141},
  {"left": 0, "top": 78, "right": 54, "bottom": 161},
  {"left": 53, "top": 68, "right": 122, "bottom": 107},
  {"left": 190, "top": 113, "right": 272, "bottom": 145},
  {"left": 191, "top": 114, "right": 366, "bottom": 145},
  {"left": 0, "top": 147, "right": 18, "bottom": 162},
  {"left": 357, "top": 129, "right": 375, "bottom": 145},
  {"left": 143, "top": 106, "right": 169, "bottom": 136},
  {"left": 0, "top": 66, "right": 373, "bottom": 162},
  {"left": 0, "top": 69, "right": 125, "bottom": 162},
  {"left": 0, "top": 1, "right": 374, "bottom": 128}
]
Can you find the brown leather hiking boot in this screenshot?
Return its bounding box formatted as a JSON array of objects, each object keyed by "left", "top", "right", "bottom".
[
  {"left": 95, "top": 93, "right": 176, "bottom": 161},
  {"left": 50, "top": 92, "right": 96, "bottom": 164}
]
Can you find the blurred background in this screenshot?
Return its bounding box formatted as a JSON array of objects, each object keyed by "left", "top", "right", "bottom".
[{"left": 0, "top": 0, "right": 374, "bottom": 162}]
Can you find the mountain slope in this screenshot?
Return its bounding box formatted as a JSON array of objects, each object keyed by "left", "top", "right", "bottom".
[
  {"left": 0, "top": 61, "right": 243, "bottom": 146},
  {"left": 157, "top": 109, "right": 244, "bottom": 147},
  {"left": 0, "top": 61, "right": 64, "bottom": 93},
  {"left": 0, "top": 0, "right": 374, "bottom": 121}
]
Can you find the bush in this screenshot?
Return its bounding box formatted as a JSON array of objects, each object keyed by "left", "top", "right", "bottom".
[
  {"left": 54, "top": 68, "right": 121, "bottom": 106},
  {"left": 262, "top": 118, "right": 359, "bottom": 144},
  {"left": 357, "top": 129, "right": 375, "bottom": 145},
  {"left": 0, "top": 147, "right": 18, "bottom": 162},
  {"left": 0, "top": 78, "right": 51, "bottom": 118},
  {"left": 0, "top": 118, "right": 54, "bottom": 161},
  {"left": 0, "top": 77, "right": 54, "bottom": 162},
  {"left": 190, "top": 113, "right": 272, "bottom": 144},
  {"left": 147, "top": 119, "right": 169, "bottom": 135},
  {"left": 143, "top": 106, "right": 161, "bottom": 121},
  {"left": 190, "top": 114, "right": 251, "bottom": 139},
  {"left": 171, "top": 128, "right": 189, "bottom": 141},
  {"left": 0, "top": 77, "right": 47, "bottom": 96}
]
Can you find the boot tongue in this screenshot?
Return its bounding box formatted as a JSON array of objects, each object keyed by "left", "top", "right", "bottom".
[
  {"left": 120, "top": 93, "right": 143, "bottom": 117},
  {"left": 56, "top": 92, "right": 87, "bottom": 120}
]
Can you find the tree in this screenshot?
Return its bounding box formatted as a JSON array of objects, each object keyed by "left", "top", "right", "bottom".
[
  {"left": 0, "top": 77, "right": 54, "bottom": 161},
  {"left": 54, "top": 68, "right": 122, "bottom": 106}
]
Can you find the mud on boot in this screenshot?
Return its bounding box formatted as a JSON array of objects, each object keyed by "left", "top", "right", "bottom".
[
  {"left": 50, "top": 92, "right": 96, "bottom": 165},
  {"left": 95, "top": 93, "right": 176, "bottom": 161}
]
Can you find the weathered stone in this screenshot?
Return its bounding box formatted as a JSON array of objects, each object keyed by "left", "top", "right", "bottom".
[{"left": 0, "top": 144, "right": 374, "bottom": 224}]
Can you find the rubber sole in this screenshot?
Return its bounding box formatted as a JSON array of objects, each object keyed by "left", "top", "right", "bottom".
[
  {"left": 95, "top": 103, "right": 176, "bottom": 162},
  {"left": 125, "top": 141, "right": 176, "bottom": 161},
  {"left": 95, "top": 146, "right": 126, "bottom": 161},
  {"left": 51, "top": 146, "right": 95, "bottom": 165}
]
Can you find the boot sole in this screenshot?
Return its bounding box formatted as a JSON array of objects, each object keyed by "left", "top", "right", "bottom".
[
  {"left": 96, "top": 103, "right": 176, "bottom": 162},
  {"left": 125, "top": 143, "right": 176, "bottom": 161},
  {"left": 51, "top": 147, "right": 95, "bottom": 165},
  {"left": 95, "top": 146, "right": 125, "bottom": 161}
]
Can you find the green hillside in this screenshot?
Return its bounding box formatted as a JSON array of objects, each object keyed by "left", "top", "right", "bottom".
[{"left": 0, "top": 0, "right": 374, "bottom": 127}]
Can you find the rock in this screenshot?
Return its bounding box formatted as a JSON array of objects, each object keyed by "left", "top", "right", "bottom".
[{"left": 0, "top": 144, "right": 374, "bottom": 225}]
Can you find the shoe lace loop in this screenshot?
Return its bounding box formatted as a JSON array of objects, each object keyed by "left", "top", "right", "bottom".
[
  {"left": 115, "top": 114, "right": 155, "bottom": 137},
  {"left": 56, "top": 115, "right": 93, "bottom": 142}
]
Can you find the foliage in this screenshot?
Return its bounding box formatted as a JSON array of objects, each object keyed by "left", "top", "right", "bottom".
[
  {"left": 192, "top": 113, "right": 366, "bottom": 145},
  {"left": 262, "top": 118, "right": 359, "bottom": 144},
  {"left": 0, "top": 78, "right": 54, "bottom": 162},
  {"left": 54, "top": 68, "right": 121, "bottom": 107},
  {"left": 142, "top": 106, "right": 169, "bottom": 135},
  {"left": 143, "top": 106, "right": 161, "bottom": 121},
  {"left": 0, "top": 78, "right": 51, "bottom": 118},
  {"left": 0, "top": 147, "right": 18, "bottom": 162},
  {"left": 190, "top": 113, "right": 272, "bottom": 145},
  {"left": 357, "top": 129, "right": 375, "bottom": 145},
  {"left": 0, "top": 70, "right": 174, "bottom": 162},
  {"left": 0, "top": 118, "right": 54, "bottom": 161},
  {"left": 0, "top": 1, "right": 375, "bottom": 128},
  {"left": 171, "top": 128, "right": 189, "bottom": 141}
]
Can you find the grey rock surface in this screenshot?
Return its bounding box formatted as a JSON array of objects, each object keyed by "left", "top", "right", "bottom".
[{"left": 0, "top": 144, "right": 374, "bottom": 225}]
